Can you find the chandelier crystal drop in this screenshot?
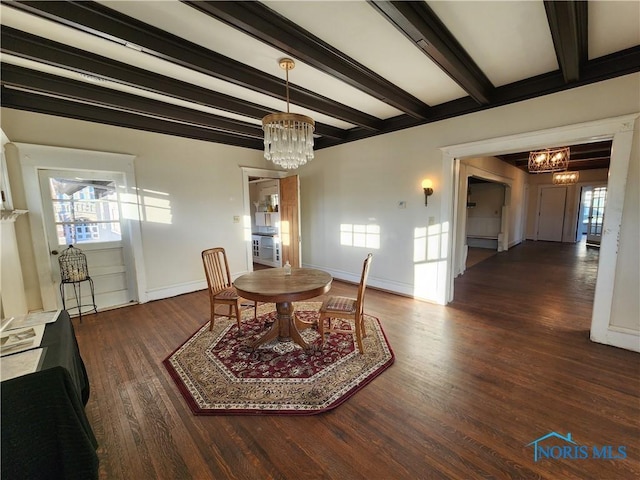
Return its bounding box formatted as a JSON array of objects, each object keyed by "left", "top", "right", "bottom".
[
  {"left": 262, "top": 58, "right": 315, "bottom": 170},
  {"left": 528, "top": 146, "right": 570, "bottom": 173}
]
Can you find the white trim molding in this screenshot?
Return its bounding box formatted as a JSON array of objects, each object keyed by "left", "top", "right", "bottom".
[
  {"left": 1, "top": 209, "right": 29, "bottom": 316},
  {"left": 13, "top": 143, "right": 148, "bottom": 309},
  {"left": 441, "top": 114, "right": 639, "bottom": 351}
]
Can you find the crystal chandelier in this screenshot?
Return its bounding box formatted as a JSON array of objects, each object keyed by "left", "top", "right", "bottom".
[
  {"left": 262, "top": 58, "right": 315, "bottom": 170},
  {"left": 528, "top": 147, "right": 570, "bottom": 173}
]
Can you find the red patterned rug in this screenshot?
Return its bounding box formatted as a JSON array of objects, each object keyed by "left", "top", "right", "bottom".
[{"left": 163, "top": 302, "right": 394, "bottom": 415}]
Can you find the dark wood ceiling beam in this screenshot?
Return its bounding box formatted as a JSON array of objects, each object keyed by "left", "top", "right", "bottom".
[
  {"left": 476, "top": 46, "right": 639, "bottom": 110},
  {"left": 183, "top": 1, "right": 430, "bottom": 119},
  {"left": 513, "top": 159, "right": 610, "bottom": 171},
  {"left": 581, "top": 45, "right": 640, "bottom": 82},
  {"left": 0, "top": 28, "right": 271, "bottom": 117},
  {"left": 544, "top": 0, "right": 588, "bottom": 83},
  {"left": 505, "top": 141, "right": 612, "bottom": 161},
  {"left": 0, "top": 64, "right": 266, "bottom": 139},
  {"left": 494, "top": 140, "right": 612, "bottom": 172},
  {"left": 3, "top": 2, "right": 637, "bottom": 154},
  {"left": 0, "top": 26, "right": 346, "bottom": 141},
  {"left": 369, "top": 0, "right": 494, "bottom": 105},
  {"left": 1, "top": 87, "right": 264, "bottom": 149},
  {"left": 6, "top": 0, "right": 381, "bottom": 131},
  {"left": 317, "top": 45, "right": 639, "bottom": 150}
]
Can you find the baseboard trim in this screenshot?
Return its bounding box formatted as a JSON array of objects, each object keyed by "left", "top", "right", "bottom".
[
  {"left": 302, "top": 263, "right": 439, "bottom": 304},
  {"left": 145, "top": 280, "right": 207, "bottom": 302},
  {"left": 591, "top": 327, "right": 640, "bottom": 353}
]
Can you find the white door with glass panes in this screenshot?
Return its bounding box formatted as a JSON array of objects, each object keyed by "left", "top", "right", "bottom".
[
  {"left": 586, "top": 186, "right": 607, "bottom": 246},
  {"left": 38, "top": 169, "right": 134, "bottom": 312}
]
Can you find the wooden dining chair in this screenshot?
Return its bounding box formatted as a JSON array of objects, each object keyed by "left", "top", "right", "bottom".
[
  {"left": 202, "top": 247, "right": 257, "bottom": 331},
  {"left": 318, "top": 253, "right": 373, "bottom": 353}
]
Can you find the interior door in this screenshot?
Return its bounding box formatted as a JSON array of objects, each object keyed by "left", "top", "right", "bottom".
[
  {"left": 537, "top": 186, "right": 567, "bottom": 242},
  {"left": 38, "top": 169, "right": 134, "bottom": 312},
  {"left": 279, "top": 175, "right": 301, "bottom": 267},
  {"left": 586, "top": 186, "right": 607, "bottom": 246}
]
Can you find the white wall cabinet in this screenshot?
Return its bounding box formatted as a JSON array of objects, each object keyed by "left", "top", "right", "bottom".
[{"left": 255, "top": 212, "right": 279, "bottom": 227}]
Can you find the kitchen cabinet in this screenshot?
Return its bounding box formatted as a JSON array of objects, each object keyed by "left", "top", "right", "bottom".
[
  {"left": 251, "top": 235, "right": 281, "bottom": 267},
  {"left": 255, "top": 212, "right": 279, "bottom": 227},
  {"left": 252, "top": 236, "right": 260, "bottom": 258}
]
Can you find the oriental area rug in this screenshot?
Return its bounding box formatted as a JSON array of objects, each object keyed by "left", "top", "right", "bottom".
[{"left": 164, "top": 302, "right": 394, "bottom": 415}]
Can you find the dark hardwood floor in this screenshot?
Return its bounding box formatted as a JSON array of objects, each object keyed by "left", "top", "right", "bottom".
[{"left": 73, "top": 241, "right": 639, "bottom": 479}]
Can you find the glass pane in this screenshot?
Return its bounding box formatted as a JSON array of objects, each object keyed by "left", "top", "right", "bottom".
[
  {"left": 588, "top": 187, "right": 607, "bottom": 237},
  {"left": 49, "top": 177, "right": 121, "bottom": 245},
  {"left": 52, "top": 199, "right": 120, "bottom": 223},
  {"left": 56, "top": 221, "right": 121, "bottom": 245}
]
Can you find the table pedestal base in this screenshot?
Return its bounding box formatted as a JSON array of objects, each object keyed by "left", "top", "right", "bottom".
[{"left": 249, "top": 301, "right": 315, "bottom": 351}]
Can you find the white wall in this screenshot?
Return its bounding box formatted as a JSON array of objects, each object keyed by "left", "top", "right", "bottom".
[
  {"left": 299, "top": 73, "right": 639, "bottom": 344},
  {"left": 466, "top": 182, "right": 504, "bottom": 239},
  {"left": 459, "top": 156, "right": 527, "bottom": 246},
  {"left": 447, "top": 156, "right": 527, "bottom": 276},
  {"left": 302, "top": 75, "right": 636, "bottom": 293},
  {"left": 609, "top": 120, "right": 639, "bottom": 332},
  {"left": 1, "top": 113, "right": 266, "bottom": 309},
  {"left": 525, "top": 168, "right": 609, "bottom": 241},
  {"left": 2, "top": 73, "right": 638, "bottom": 350}
]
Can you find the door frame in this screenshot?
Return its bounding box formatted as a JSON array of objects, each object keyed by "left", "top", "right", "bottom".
[
  {"left": 241, "top": 167, "right": 298, "bottom": 270},
  {"left": 16, "top": 143, "right": 147, "bottom": 310},
  {"left": 37, "top": 168, "right": 132, "bottom": 311},
  {"left": 454, "top": 161, "right": 514, "bottom": 278},
  {"left": 442, "top": 113, "right": 638, "bottom": 351}
]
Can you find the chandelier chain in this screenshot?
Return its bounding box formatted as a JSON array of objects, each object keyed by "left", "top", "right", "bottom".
[{"left": 285, "top": 67, "right": 290, "bottom": 114}]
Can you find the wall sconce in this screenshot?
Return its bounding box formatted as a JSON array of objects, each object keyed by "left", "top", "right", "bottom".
[{"left": 421, "top": 179, "right": 433, "bottom": 206}]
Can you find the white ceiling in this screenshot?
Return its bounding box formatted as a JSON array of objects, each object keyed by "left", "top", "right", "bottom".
[{"left": 1, "top": 1, "right": 638, "bottom": 149}]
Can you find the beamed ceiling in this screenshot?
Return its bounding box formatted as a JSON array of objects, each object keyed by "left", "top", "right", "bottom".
[{"left": 1, "top": 1, "right": 638, "bottom": 167}]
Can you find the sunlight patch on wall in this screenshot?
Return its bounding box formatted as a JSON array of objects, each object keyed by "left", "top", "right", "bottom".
[
  {"left": 413, "top": 222, "right": 449, "bottom": 301},
  {"left": 280, "top": 220, "right": 290, "bottom": 246},
  {"left": 121, "top": 188, "right": 172, "bottom": 224},
  {"left": 340, "top": 224, "right": 380, "bottom": 249},
  {"left": 414, "top": 227, "right": 427, "bottom": 262},
  {"left": 119, "top": 192, "right": 140, "bottom": 222},
  {"left": 414, "top": 261, "right": 441, "bottom": 297},
  {"left": 243, "top": 215, "right": 252, "bottom": 242}
]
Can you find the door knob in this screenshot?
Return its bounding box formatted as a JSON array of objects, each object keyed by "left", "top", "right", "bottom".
[{"left": 51, "top": 250, "right": 59, "bottom": 255}]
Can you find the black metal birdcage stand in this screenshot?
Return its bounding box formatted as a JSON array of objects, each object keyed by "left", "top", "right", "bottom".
[{"left": 58, "top": 245, "right": 97, "bottom": 322}]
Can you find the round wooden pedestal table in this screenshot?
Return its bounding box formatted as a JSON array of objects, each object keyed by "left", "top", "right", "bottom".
[{"left": 234, "top": 267, "right": 332, "bottom": 351}]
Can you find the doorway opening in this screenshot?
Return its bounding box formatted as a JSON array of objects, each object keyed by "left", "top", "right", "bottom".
[
  {"left": 38, "top": 170, "right": 133, "bottom": 313},
  {"left": 454, "top": 159, "right": 514, "bottom": 279},
  {"left": 241, "top": 168, "right": 301, "bottom": 272},
  {"left": 577, "top": 185, "right": 608, "bottom": 247},
  {"left": 17, "top": 143, "right": 145, "bottom": 312},
  {"left": 465, "top": 177, "right": 506, "bottom": 269},
  {"left": 249, "top": 177, "right": 281, "bottom": 270},
  {"left": 442, "top": 114, "right": 637, "bottom": 351}
]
